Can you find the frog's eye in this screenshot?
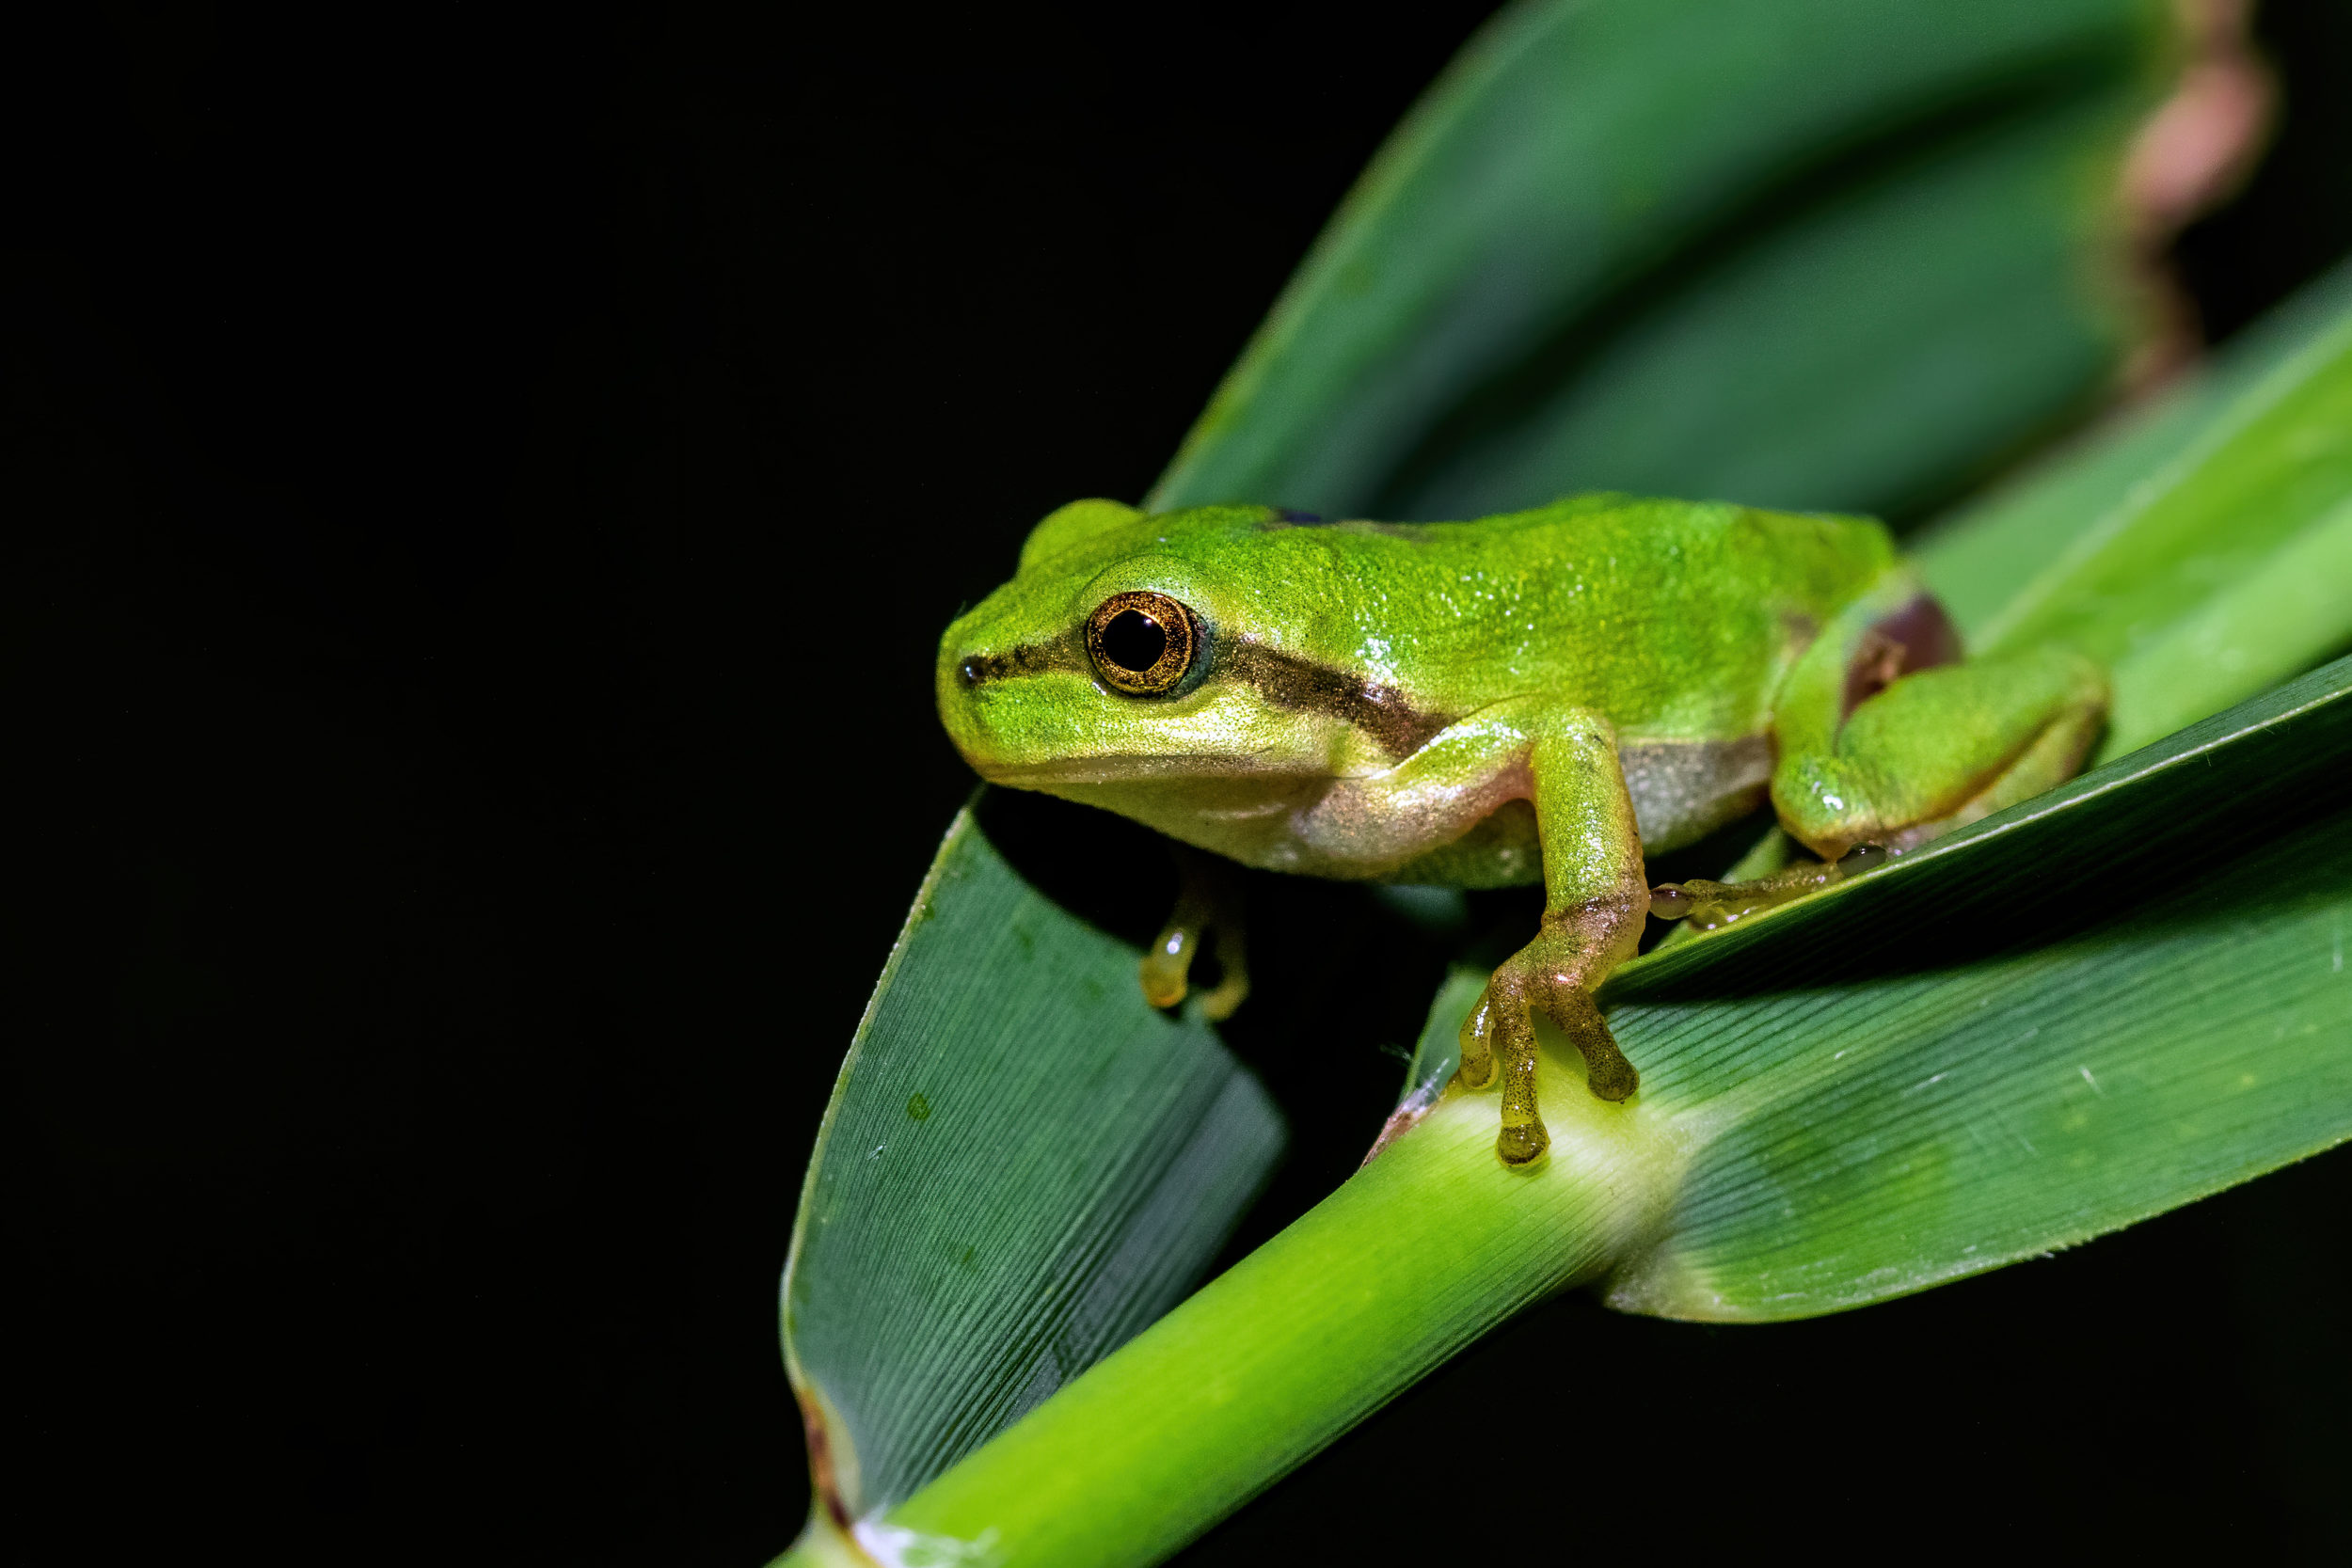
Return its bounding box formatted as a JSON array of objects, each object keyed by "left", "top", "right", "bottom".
[{"left": 1085, "top": 591, "right": 1198, "bottom": 695}]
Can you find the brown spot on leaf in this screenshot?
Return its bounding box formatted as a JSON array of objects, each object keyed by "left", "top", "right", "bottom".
[{"left": 799, "top": 1388, "right": 854, "bottom": 1531}]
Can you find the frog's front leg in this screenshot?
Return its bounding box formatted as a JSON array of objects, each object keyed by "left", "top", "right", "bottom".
[
  {"left": 1463, "top": 714, "right": 1647, "bottom": 1164},
  {"left": 1295, "top": 703, "right": 1647, "bottom": 1165}
]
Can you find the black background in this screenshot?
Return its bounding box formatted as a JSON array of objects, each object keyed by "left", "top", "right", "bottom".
[{"left": 9, "top": 3, "right": 2351, "bottom": 1562}]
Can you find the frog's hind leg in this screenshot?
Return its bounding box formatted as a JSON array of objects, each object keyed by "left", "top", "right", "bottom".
[
  {"left": 1654, "top": 638, "right": 2106, "bottom": 930},
  {"left": 1139, "top": 844, "right": 1249, "bottom": 1021},
  {"left": 1866, "top": 669, "right": 2107, "bottom": 852},
  {"left": 1772, "top": 646, "right": 2108, "bottom": 861},
  {"left": 1650, "top": 843, "right": 1886, "bottom": 932}
]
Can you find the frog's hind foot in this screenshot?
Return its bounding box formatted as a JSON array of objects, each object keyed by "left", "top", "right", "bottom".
[
  {"left": 1649, "top": 844, "right": 1886, "bottom": 931},
  {"left": 1138, "top": 845, "right": 1249, "bottom": 1022}
]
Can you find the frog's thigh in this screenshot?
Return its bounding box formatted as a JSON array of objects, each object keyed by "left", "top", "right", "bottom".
[{"left": 1772, "top": 647, "right": 2107, "bottom": 858}]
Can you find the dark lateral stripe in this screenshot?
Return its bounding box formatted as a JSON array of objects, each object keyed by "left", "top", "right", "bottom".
[
  {"left": 1225, "top": 638, "right": 1450, "bottom": 758},
  {"left": 960, "top": 628, "right": 1450, "bottom": 759},
  {"left": 958, "top": 641, "right": 1073, "bottom": 687}
]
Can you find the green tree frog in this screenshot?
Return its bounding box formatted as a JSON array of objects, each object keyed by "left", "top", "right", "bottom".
[{"left": 937, "top": 496, "right": 2106, "bottom": 1164}]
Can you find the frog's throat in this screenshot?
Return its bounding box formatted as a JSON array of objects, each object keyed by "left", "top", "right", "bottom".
[{"left": 956, "top": 633, "right": 1453, "bottom": 763}]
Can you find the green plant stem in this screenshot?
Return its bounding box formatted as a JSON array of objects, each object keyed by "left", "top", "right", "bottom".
[{"left": 865, "top": 1041, "right": 1675, "bottom": 1568}]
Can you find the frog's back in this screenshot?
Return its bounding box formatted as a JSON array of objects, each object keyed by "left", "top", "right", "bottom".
[{"left": 1236, "top": 493, "right": 1896, "bottom": 745}]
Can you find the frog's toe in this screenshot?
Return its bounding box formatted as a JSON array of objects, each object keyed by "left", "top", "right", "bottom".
[
  {"left": 1581, "top": 1037, "right": 1639, "bottom": 1101},
  {"left": 1197, "top": 957, "right": 1249, "bottom": 1022},
  {"left": 1454, "top": 986, "right": 1499, "bottom": 1090},
  {"left": 1649, "top": 845, "right": 1889, "bottom": 932},
  {"left": 1466, "top": 968, "right": 1551, "bottom": 1164},
  {"left": 1497, "top": 1117, "right": 1550, "bottom": 1165},
  {"left": 1540, "top": 987, "right": 1639, "bottom": 1102},
  {"left": 1137, "top": 926, "right": 1194, "bottom": 1010},
  {"left": 1140, "top": 844, "right": 1250, "bottom": 1018}
]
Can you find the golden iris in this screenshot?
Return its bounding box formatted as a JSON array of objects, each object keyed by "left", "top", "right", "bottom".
[{"left": 1086, "top": 592, "right": 1196, "bottom": 695}]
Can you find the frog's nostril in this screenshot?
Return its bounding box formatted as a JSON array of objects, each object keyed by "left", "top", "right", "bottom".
[{"left": 960, "top": 657, "right": 983, "bottom": 689}]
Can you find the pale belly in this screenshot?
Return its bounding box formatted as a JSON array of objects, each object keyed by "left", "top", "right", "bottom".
[
  {"left": 1379, "top": 735, "right": 1772, "bottom": 887},
  {"left": 1044, "top": 733, "right": 1773, "bottom": 889}
]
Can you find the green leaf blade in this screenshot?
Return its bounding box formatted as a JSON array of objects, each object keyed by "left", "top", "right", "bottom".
[
  {"left": 1615, "top": 827, "right": 2352, "bottom": 1318},
  {"left": 2104, "top": 490, "right": 2352, "bottom": 753},
  {"left": 884, "top": 1016, "right": 1672, "bottom": 1568},
  {"left": 1604, "top": 656, "right": 2352, "bottom": 1319},
  {"left": 782, "top": 806, "right": 1283, "bottom": 1521}
]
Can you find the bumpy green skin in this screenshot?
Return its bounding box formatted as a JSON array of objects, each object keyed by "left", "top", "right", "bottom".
[{"left": 938, "top": 495, "right": 2106, "bottom": 1160}]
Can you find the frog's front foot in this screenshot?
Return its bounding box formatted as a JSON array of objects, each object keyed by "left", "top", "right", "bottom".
[
  {"left": 1454, "top": 924, "right": 1640, "bottom": 1165},
  {"left": 1138, "top": 845, "right": 1249, "bottom": 1022},
  {"left": 1650, "top": 844, "right": 1886, "bottom": 931}
]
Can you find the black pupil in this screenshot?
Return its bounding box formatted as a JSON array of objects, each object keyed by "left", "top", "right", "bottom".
[{"left": 1102, "top": 609, "right": 1168, "bottom": 673}]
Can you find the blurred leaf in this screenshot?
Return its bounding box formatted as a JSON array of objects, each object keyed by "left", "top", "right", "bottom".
[
  {"left": 1152, "top": 0, "right": 2170, "bottom": 521},
  {"left": 782, "top": 803, "right": 1281, "bottom": 1527},
  {"left": 1918, "top": 256, "right": 2352, "bottom": 755},
  {"left": 1381, "top": 89, "right": 2153, "bottom": 520},
  {"left": 2104, "top": 494, "right": 2352, "bottom": 756}
]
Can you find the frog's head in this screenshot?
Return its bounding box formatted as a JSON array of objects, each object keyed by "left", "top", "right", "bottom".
[{"left": 937, "top": 499, "right": 1339, "bottom": 792}]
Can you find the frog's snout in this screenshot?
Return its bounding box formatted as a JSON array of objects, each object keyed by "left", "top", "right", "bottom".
[
  {"left": 934, "top": 637, "right": 984, "bottom": 730},
  {"left": 935, "top": 628, "right": 1025, "bottom": 775}
]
